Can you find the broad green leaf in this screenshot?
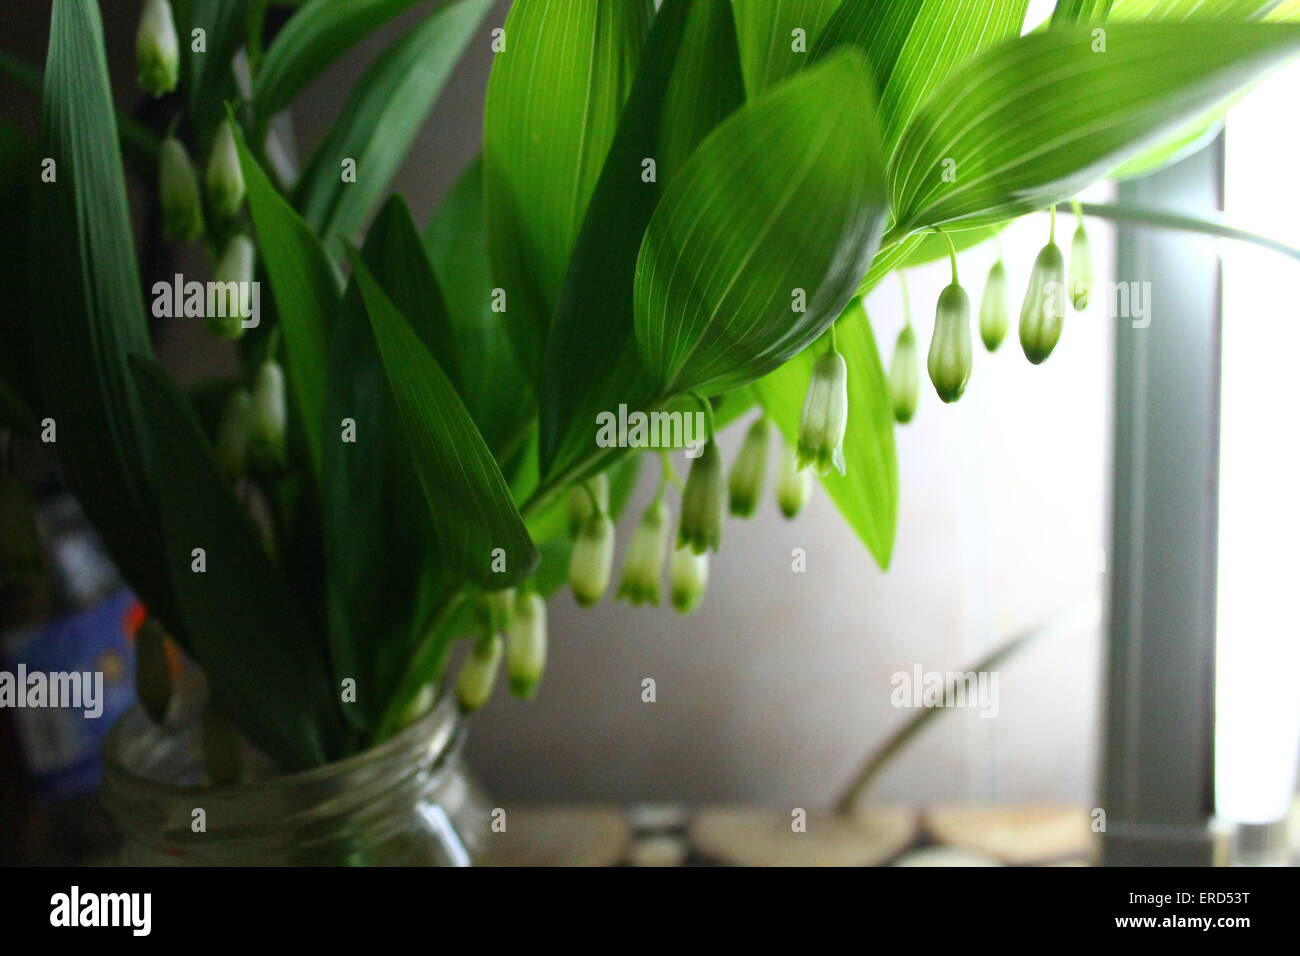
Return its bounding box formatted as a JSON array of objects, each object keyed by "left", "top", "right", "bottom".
[
  {"left": 423, "top": 157, "right": 530, "bottom": 456},
  {"left": 253, "top": 0, "right": 422, "bottom": 124},
  {"left": 296, "top": 0, "right": 492, "bottom": 253},
  {"left": 540, "top": 0, "right": 745, "bottom": 481},
  {"left": 1051, "top": 0, "right": 1114, "bottom": 23},
  {"left": 188, "top": 0, "right": 249, "bottom": 138},
  {"left": 1109, "top": 0, "right": 1283, "bottom": 19},
  {"left": 351, "top": 253, "right": 539, "bottom": 589},
  {"left": 483, "top": 0, "right": 653, "bottom": 382},
  {"left": 891, "top": 22, "right": 1300, "bottom": 233},
  {"left": 634, "top": 50, "right": 889, "bottom": 397},
  {"left": 814, "top": 0, "right": 1029, "bottom": 154},
  {"left": 233, "top": 115, "right": 339, "bottom": 478},
  {"left": 856, "top": 234, "right": 927, "bottom": 297},
  {"left": 35, "top": 0, "right": 180, "bottom": 630},
  {"left": 130, "top": 357, "right": 345, "bottom": 770},
  {"left": 757, "top": 301, "right": 898, "bottom": 569},
  {"left": 731, "top": 0, "right": 842, "bottom": 96}
]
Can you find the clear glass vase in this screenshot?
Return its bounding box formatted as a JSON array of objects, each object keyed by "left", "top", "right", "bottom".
[{"left": 100, "top": 693, "right": 491, "bottom": 865}]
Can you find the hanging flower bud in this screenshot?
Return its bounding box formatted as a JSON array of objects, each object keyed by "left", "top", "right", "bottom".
[
  {"left": 889, "top": 325, "right": 920, "bottom": 424},
  {"left": 247, "top": 360, "right": 287, "bottom": 473},
  {"left": 476, "top": 588, "right": 515, "bottom": 637},
  {"left": 569, "top": 510, "right": 614, "bottom": 606},
  {"left": 927, "top": 283, "right": 973, "bottom": 403},
  {"left": 134, "top": 619, "right": 173, "bottom": 725},
  {"left": 202, "top": 705, "right": 242, "bottom": 786},
  {"left": 670, "top": 545, "right": 709, "bottom": 614},
  {"left": 728, "top": 417, "right": 770, "bottom": 517},
  {"left": 214, "top": 388, "right": 253, "bottom": 478},
  {"left": 567, "top": 472, "right": 608, "bottom": 538},
  {"left": 136, "top": 0, "right": 179, "bottom": 97},
  {"left": 617, "top": 498, "right": 670, "bottom": 605},
  {"left": 678, "top": 440, "right": 725, "bottom": 554},
  {"left": 0, "top": 475, "right": 43, "bottom": 585},
  {"left": 1070, "top": 223, "right": 1092, "bottom": 312},
  {"left": 159, "top": 136, "right": 204, "bottom": 242},
  {"left": 210, "top": 235, "right": 255, "bottom": 339},
  {"left": 1019, "top": 242, "right": 1067, "bottom": 364},
  {"left": 796, "top": 350, "right": 848, "bottom": 475},
  {"left": 206, "top": 119, "right": 247, "bottom": 219},
  {"left": 506, "top": 590, "right": 547, "bottom": 698},
  {"left": 776, "top": 440, "right": 812, "bottom": 519},
  {"left": 979, "top": 260, "right": 1010, "bottom": 352},
  {"left": 456, "top": 634, "right": 503, "bottom": 712}
]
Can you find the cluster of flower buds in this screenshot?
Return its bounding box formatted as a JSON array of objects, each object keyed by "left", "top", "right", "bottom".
[
  {"left": 136, "top": 0, "right": 179, "bottom": 97},
  {"left": 455, "top": 585, "right": 549, "bottom": 711}
]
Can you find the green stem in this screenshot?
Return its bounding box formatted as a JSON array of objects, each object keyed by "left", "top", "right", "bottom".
[
  {"left": 692, "top": 392, "right": 717, "bottom": 442},
  {"left": 936, "top": 229, "right": 959, "bottom": 285},
  {"left": 1079, "top": 201, "right": 1300, "bottom": 263},
  {"left": 1049, "top": 203, "right": 1057, "bottom": 244},
  {"left": 897, "top": 270, "right": 912, "bottom": 328}
]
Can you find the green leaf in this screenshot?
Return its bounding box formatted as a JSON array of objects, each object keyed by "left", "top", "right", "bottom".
[
  {"left": 233, "top": 113, "right": 339, "bottom": 479},
  {"left": 253, "top": 0, "right": 422, "bottom": 124},
  {"left": 814, "top": 0, "right": 1029, "bottom": 155},
  {"left": 890, "top": 22, "right": 1300, "bottom": 233},
  {"left": 1109, "top": 0, "right": 1283, "bottom": 19},
  {"left": 35, "top": 0, "right": 179, "bottom": 629},
  {"left": 731, "top": 0, "right": 842, "bottom": 97},
  {"left": 423, "top": 157, "right": 531, "bottom": 456},
  {"left": 1051, "top": 0, "right": 1114, "bottom": 23},
  {"left": 296, "top": 0, "right": 492, "bottom": 253},
  {"left": 129, "top": 357, "right": 344, "bottom": 770},
  {"left": 901, "top": 225, "right": 1001, "bottom": 268},
  {"left": 350, "top": 253, "right": 540, "bottom": 590},
  {"left": 483, "top": 0, "right": 653, "bottom": 382},
  {"left": 634, "top": 50, "right": 889, "bottom": 397},
  {"left": 540, "top": 0, "right": 745, "bottom": 481},
  {"left": 756, "top": 302, "right": 898, "bottom": 569},
  {"left": 188, "top": 0, "right": 250, "bottom": 138}
]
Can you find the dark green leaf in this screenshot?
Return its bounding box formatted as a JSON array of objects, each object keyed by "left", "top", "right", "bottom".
[
  {"left": 731, "top": 0, "right": 842, "bottom": 97},
  {"left": 483, "top": 0, "right": 653, "bottom": 382},
  {"left": 296, "top": 0, "right": 493, "bottom": 253},
  {"left": 351, "top": 253, "right": 539, "bottom": 589},
  {"left": 540, "top": 0, "right": 745, "bottom": 481},
  {"left": 756, "top": 302, "right": 898, "bottom": 568},
  {"left": 233, "top": 113, "right": 339, "bottom": 479},
  {"left": 634, "top": 50, "right": 889, "bottom": 396},
  {"left": 891, "top": 22, "right": 1300, "bottom": 233},
  {"left": 130, "top": 357, "right": 344, "bottom": 770},
  {"left": 188, "top": 0, "right": 250, "bottom": 138}
]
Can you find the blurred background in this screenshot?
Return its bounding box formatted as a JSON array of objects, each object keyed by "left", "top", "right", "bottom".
[{"left": 1, "top": 0, "right": 1296, "bottom": 866}]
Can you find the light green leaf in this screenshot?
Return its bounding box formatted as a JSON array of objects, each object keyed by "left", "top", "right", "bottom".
[
  {"left": 233, "top": 114, "right": 339, "bottom": 479},
  {"left": 351, "top": 253, "right": 540, "bottom": 590},
  {"left": 1051, "top": 0, "right": 1114, "bottom": 23},
  {"left": 35, "top": 0, "right": 180, "bottom": 630},
  {"left": 540, "top": 0, "right": 745, "bottom": 482},
  {"left": 634, "top": 50, "right": 889, "bottom": 397},
  {"left": 757, "top": 301, "right": 898, "bottom": 569},
  {"left": 296, "top": 0, "right": 492, "bottom": 253},
  {"left": 130, "top": 357, "right": 345, "bottom": 771},
  {"left": 814, "top": 0, "right": 1029, "bottom": 155},
  {"left": 483, "top": 0, "right": 653, "bottom": 382},
  {"left": 891, "top": 22, "right": 1300, "bottom": 233},
  {"left": 1109, "top": 0, "right": 1282, "bottom": 19},
  {"left": 253, "top": 0, "right": 422, "bottom": 123},
  {"left": 731, "top": 0, "right": 842, "bottom": 97}
]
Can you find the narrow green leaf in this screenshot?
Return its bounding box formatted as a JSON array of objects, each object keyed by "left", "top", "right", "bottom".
[
  {"left": 540, "top": 0, "right": 745, "bottom": 481},
  {"left": 188, "top": 0, "right": 249, "bottom": 137},
  {"left": 634, "top": 50, "right": 889, "bottom": 396},
  {"left": 814, "top": 0, "right": 1029, "bottom": 154},
  {"left": 253, "top": 0, "right": 422, "bottom": 123},
  {"left": 1109, "top": 0, "right": 1283, "bottom": 19},
  {"left": 1051, "top": 0, "right": 1114, "bottom": 23},
  {"left": 731, "top": 0, "right": 842, "bottom": 97},
  {"left": 757, "top": 302, "right": 898, "bottom": 569},
  {"left": 296, "top": 0, "right": 493, "bottom": 252},
  {"left": 891, "top": 22, "right": 1300, "bottom": 232},
  {"left": 351, "top": 253, "right": 540, "bottom": 589},
  {"left": 130, "top": 357, "right": 344, "bottom": 771},
  {"left": 35, "top": 0, "right": 179, "bottom": 628},
  {"left": 423, "top": 157, "right": 530, "bottom": 456},
  {"left": 233, "top": 114, "right": 338, "bottom": 478},
  {"left": 483, "top": 0, "right": 653, "bottom": 382}
]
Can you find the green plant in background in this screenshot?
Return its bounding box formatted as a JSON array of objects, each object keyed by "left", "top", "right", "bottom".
[{"left": 3, "top": 0, "right": 1300, "bottom": 778}]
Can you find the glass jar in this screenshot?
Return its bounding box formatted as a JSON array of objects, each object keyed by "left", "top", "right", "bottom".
[{"left": 100, "top": 693, "right": 491, "bottom": 865}]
